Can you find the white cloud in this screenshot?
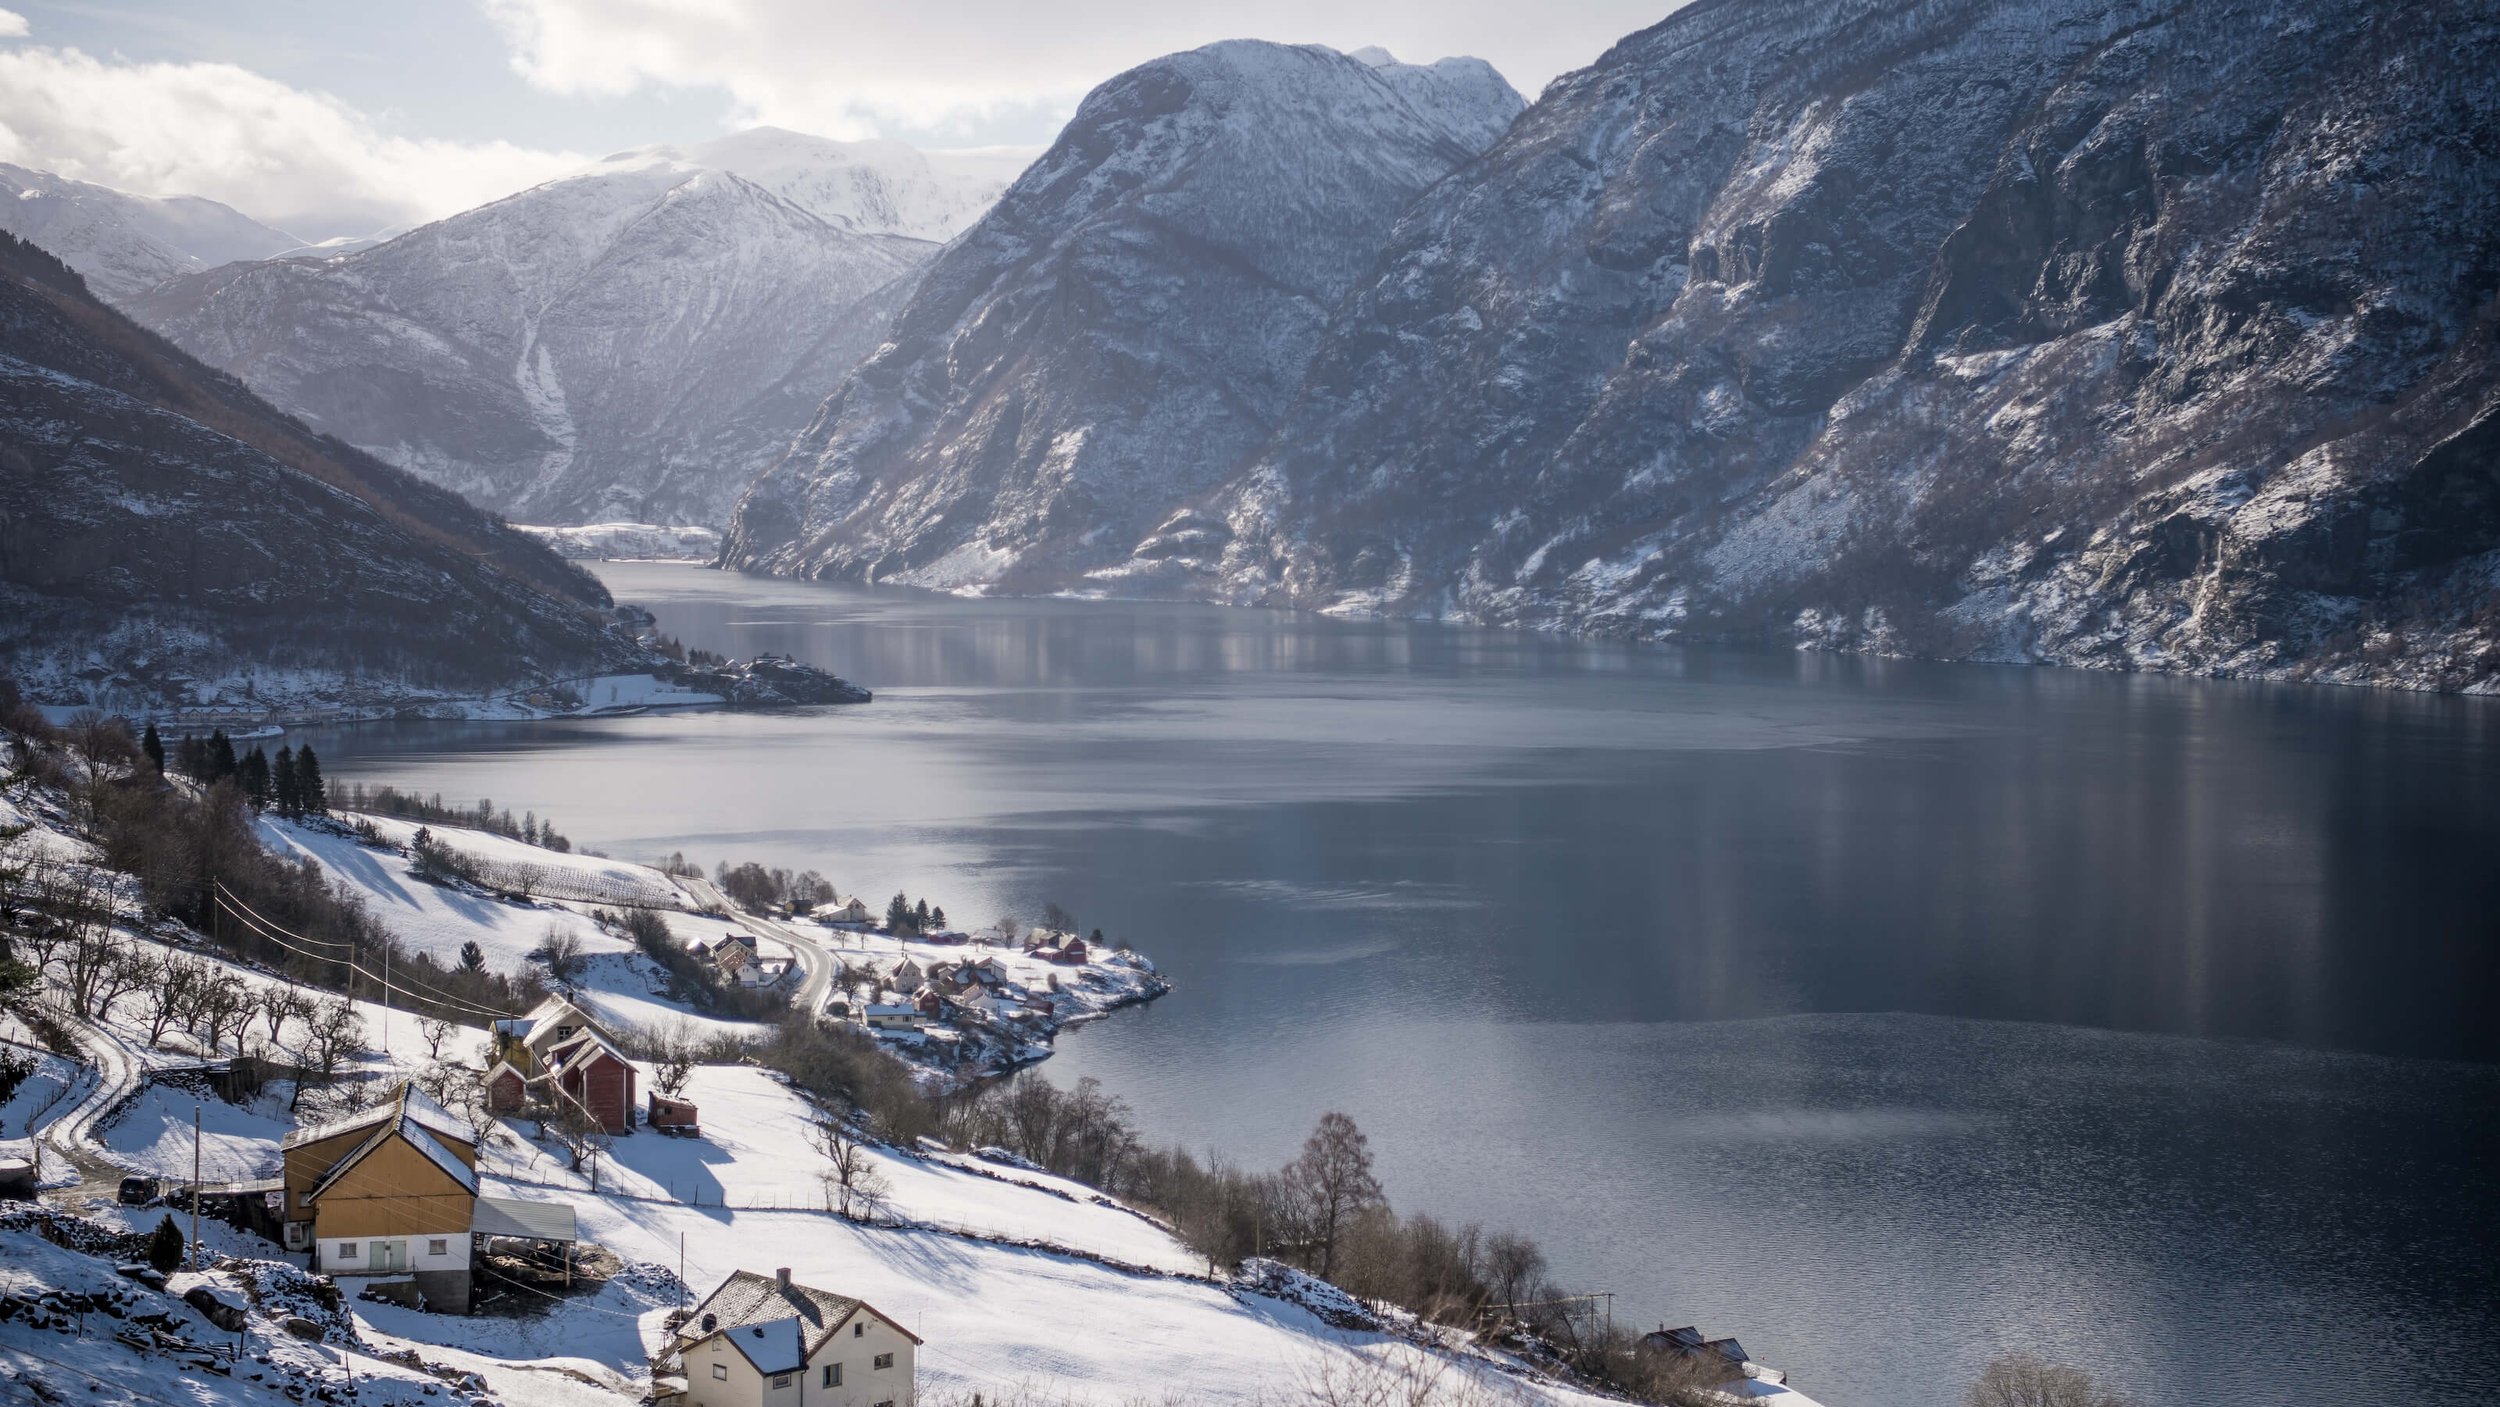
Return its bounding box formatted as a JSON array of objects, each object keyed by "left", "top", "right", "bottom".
[
  {"left": 482, "top": 0, "right": 1678, "bottom": 142},
  {"left": 0, "top": 41, "right": 584, "bottom": 238},
  {"left": 0, "top": 10, "right": 27, "bottom": 40}
]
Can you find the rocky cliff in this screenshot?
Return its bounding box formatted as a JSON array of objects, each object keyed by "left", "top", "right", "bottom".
[
  {"left": 1208, "top": 0, "right": 2500, "bottom": 690},
  {"left": 717, "top": 43, "right": 1525, "bottom": 589}
]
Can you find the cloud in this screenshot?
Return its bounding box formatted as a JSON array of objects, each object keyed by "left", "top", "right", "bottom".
[
  {"left": 0, "top": 40, "right": 583, "bottom": 238},
  {"left": 481, "top": 0, "right": 1679, "bottom": 143},
  {"left": 0, "top": 10, "right": 28, "bottom": 40}
]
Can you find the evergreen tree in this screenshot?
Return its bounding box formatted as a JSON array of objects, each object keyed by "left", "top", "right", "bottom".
[
  {"left": 930, "top": 905, "right": 947, "bottom": 930},
  {"left": 458, "top": 940, "right": 486, "bottom": 974},
  {"left": 914, "top": 898, "right": 931, "bottom": 931},
  {"left": 886, "top": 892, "right": 913, "bottom": 933},
  {"left": 295, "top": 745, "right": 327, "bottom": 813},
  {"left": 176, "top": 734, "right": 209, "bottom": 781},
  {"left": 147, "top": 1214, "right": 185, "bottom": 1273},
  {"left": 140, "top": 723, "right": 165, "bottom": 775},
  {"left": 239, "top": 747, "right": 272, "bottom": 811},
  {"left": 209, "top": 729, "right": 237, "bottom": 781},
  {"left": 273, "top": 746, "right": 300, "bottom": 817}
]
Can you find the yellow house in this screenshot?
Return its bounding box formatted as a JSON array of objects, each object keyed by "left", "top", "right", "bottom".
[
  {"left": 277, "top": 1082, "right": 578, "bottom": 1315},
  {"left": 280, "top": 1084, "right": 480, "bottom": 1312},
  {"left": 677, "top": 1268, "right": 921, "bottom": 1407}
]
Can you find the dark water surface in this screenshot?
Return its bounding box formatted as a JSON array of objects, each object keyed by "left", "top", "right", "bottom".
[{"left": 301, "top": 563, "right": 2500, "bottom": 1407}]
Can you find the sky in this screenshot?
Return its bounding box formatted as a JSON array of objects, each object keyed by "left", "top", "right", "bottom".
[{"left": 0, "top": 0, "right": 1686, "bottom": 241}]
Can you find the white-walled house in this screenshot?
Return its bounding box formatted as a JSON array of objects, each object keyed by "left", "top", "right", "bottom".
[{"left": 674, "top": 1268, "right": 920, "bottom": 1407}]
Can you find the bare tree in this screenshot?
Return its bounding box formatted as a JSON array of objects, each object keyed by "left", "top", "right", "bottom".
[
  {"left": 534, "top": 924, "right": 586, "bottom": 985},
  {"left": 135, "top": 952, "right": 195, "bottom": 1046},
  {"left": 1483, "top": 1232, "right": 1546, "bottom": 1322},
  {"left": 65, "top": 710, "right": 137, "bottom": 782},
  {"left": 815, "top": 1115, "right": 890, "bottom": 1221},
  {"left": 295, "top": 996, "right": 365, "bottom": 1107},
  {"left": 417, "top": 1015, "right": 454, "bottom": 1061},
  {"left": 198, "top": 976, "right": 253, "bottom": 1057},
  {"left": 1964, "top": 1355, "right": 2133, "bottom": 1407},
  {"left": 1285, "top": 1111, "right": 1384, "bottom": 1279},
  {"left": 258, "top": 984, "right": 310, "bottom": 1045},
  {"left": 651, "top": 1019, "right": 696, "bottom": 1099}
]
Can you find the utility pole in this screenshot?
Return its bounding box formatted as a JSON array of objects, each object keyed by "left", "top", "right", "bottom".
[
  {"left": 189, "top": 1103, "right": 202, "bottom": 1270},
  {"left": 678, "top": 1232, "right": 686, "bottom": 1311},
  {"left": 379, "top": 944, "right": 391, "bottom": 1054}
]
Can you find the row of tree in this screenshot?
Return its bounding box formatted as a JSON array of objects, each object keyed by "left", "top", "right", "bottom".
[{"left": 336, "top": 784, "right": 572, "bottom": 852}]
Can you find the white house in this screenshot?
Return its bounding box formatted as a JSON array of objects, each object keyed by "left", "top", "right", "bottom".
[
  {"left": 822, "top": 896, "right": 875, "bottom": 927},
  {"left": 674, "top": 1268, "right": 920, "bottom": 1407}
]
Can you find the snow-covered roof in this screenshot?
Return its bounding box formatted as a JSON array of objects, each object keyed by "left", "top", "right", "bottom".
[
  {"left": 682, "top": 1269, "right": 911, "bottom": 1361},
  {"left": 544, "top": 1027, "right": 634, "bottom": 1073},
  {"left": 308, "top": 1103, "right": 478, "bottom": 1201},
  {"left": 282, "top": 1082, "right": 472, "bottom": 1151},
  {"left": 725, "top": 1317, "right": 806, "bottom": 1376},
  {"left": 472, "top": 1195, "right": 577, "bottom": 1242}
]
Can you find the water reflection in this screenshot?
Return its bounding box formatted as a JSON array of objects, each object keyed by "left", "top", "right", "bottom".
[{"left": 292, "top": 565, "right": 2500, "bottom": 1406}]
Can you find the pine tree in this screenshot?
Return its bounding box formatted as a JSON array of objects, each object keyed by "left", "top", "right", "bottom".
[
  {"left": 295, "top": 745, "right": 326, "bottom": 814},
  {"left": 239, "top": 747, "right": 272, "bottom": 811},
  {"left": 209, "top": 730, "right": 237, "bottom": 781},
  {"left": 273, "top": 746, "right": 300, "bottom": 818},
  {"left": 886, "top": 893, "right": 913, "bottom": 933},
  {"left": 914, "top": 898, "right": 931, "bottom": 931},
  {"left": 140, "top": 723, "right": 165, "bottom": 775},
  {"left": 459, "top": 940, "right": 486, "bottom": 974},
  {"left": 147, "top": 1214, "right": 185, "bottom": 1273},
  {"left": 930, "top": 905, "right": 947, "bottom": 930},
  {"left": 176, "top": 734, "right": 209, "bottom": 781}
]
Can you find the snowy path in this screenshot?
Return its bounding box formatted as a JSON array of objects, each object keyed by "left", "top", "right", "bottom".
[{"left": 34, "top": 1001, "right": 138, "bottom": 1189}]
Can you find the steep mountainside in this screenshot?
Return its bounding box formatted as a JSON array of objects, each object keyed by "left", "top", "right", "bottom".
[
  {"left": 718, "top": 43, "right": 1524, "bottom": 588},
  {"left": 0, "top": 230, "right": 641, "bottom": 705},
  {"left": 0, "top": 162, "right": 301, "bottom": 300},
  {"left": 1199, "top": 0, "right": 2500, "bottom": 690},
  {"left": 588, "top": 128, "right": 1032, "bottom": 241},
  {"left": 129, "top": 147, "right": 943, "bottom": 526}
]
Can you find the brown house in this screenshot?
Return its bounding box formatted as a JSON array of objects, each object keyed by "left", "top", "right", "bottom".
[{"left": 544, "top": 1029, "right": 639, "bottom": 1134}]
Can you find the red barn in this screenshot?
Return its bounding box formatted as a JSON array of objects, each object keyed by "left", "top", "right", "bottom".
[
  {"left": 483, "top": 1062, "right": 529, "bottom": 1113},
  {"left": 543, "top": 1029, "right": 639, "bottom": 1134}
]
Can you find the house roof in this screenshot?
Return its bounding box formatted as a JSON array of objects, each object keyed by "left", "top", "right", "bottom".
[
  {"left": 494, "top": 995, "right": 598, "bottom": 1044},
  {"left": 725, "top": 1318, "right": 806, "bottom": 1376},
  {"left": 283, "top": 1082, "right": 473, "bottom": 1152},
  {"left": 681, "top": 1270, "right": 922, "bottom": 1360},
  {"left": 308, "top": 1104, "right": 477, "bottom": 1201},
  {"left": 544, "top": 1027, "right": 633, "bottom": 1073},
  {"left": 472, "top": 1195, "right": 577, "bottom": 1242}
]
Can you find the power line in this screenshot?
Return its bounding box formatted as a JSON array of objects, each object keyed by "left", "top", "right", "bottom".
[{"left": 210, "top": 892, "right": 512, "bottom": 1022}]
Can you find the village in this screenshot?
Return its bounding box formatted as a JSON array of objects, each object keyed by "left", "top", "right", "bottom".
[{"left": 0, "top": 708, "right": 1816, "bottom": 1407}]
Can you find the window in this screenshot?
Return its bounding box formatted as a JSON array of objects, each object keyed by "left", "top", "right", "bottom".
[
  {"left": 821, "top": 1365, "right": 842, "bottom": 1387},
  {"left": 873, "top": 1352, "right": 894, "bottom": 1370},
  {"left": 771, "top": 1375, "right": 791, "bottom": 1389},
  {"left": 711, "top": 1365, "right": 729, "bottom": 1382},
  {"left": 853, "top": 1322, "right": 864, "bottom": 1337},
  {"left": 428, "top": 1239, "right": 448, "bottom": 1256},
  {"left": 337, "top": 1242, "right": 359, "bottom": 1260}
]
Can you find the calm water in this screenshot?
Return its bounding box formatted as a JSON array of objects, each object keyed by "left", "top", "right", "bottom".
[{"left": 300, "top": 563, "right": 2500, "bottom": 1407}]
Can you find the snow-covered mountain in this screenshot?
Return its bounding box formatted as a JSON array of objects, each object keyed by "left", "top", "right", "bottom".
[
  {"left": 586, "top": 127, "right": 1032, "bottom": 242},
  {"left": 1196, "top": 0, "right": 2500, "bottom": 691},
  {"left": 0, "top": 162, "right": 301, "bottom": 300},
  {"left": 126, "top": 132, "right": 986, "bottom": 526},
  {"left": 718, "top": 42, "right": 1524, "bottom": 588},
  {"left": 0, "top": 229, "right": 639, "bottom": 707},
  {"left": 728, "top": 0, "right": 2500, "bottom": 693}
]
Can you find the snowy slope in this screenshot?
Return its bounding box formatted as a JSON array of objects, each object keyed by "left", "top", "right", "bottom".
[
  {"left": 0, "top": 162, "right": 300, "bottom": 301},
  {"left": 585, "top": 128, "right": 1031, "bottom": 242},
  {"left": 127, "top": 147, "right": 939, "bottom": 527},
  {"left": 719, "top": 42, "right": 1524, "bottom": 591}
]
